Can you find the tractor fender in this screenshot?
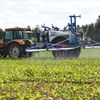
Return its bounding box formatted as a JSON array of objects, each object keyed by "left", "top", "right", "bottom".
[
  {"left": 27, "top": 39, "right": 33, "bottom": 44},
  {"left": 6, "top": 40, "right": 25, "bottom": 51},
  {"left": 0, "top": 40, "right": 4, "bottom": 48},
  {"left": 7, "top": 39, "right": 25, "bottom": 46},
  {"left": 24, "top": 39, "right": 33, "bottom": 47}
]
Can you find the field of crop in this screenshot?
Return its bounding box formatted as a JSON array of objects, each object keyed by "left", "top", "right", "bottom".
[{"left": 0, "top": 49, "right": 100, "bottom": 99}]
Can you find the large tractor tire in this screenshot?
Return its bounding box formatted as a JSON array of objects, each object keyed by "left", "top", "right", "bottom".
[
  {"left": 24, "top": 52, "right": 33, "bottom": 58},
  {"left": 24, "top": 40, "right": 33, "bottom": 58},
  {"left": 52, "top": 37, "right": 81, "bottom": 58},
  {"left": 8, "top": 43, "right": 23, "bottom": 58},
  {"left": 0, "top": 48, "right": 8, "bottom": 58},
  {"left": 27, "top": 52, "right": 33, "bottom": 57},
  {"left": 0, "top": 53, "right": 7, "bottom": 58}
]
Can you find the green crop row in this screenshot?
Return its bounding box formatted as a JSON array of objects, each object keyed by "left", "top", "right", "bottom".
[{"left": 0, "top": 57, "right": 100, "bottom": 99}]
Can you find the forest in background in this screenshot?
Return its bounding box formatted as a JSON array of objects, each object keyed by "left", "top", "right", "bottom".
[{"left": 81, "top": 15, "right": 100, "bottom": 42}]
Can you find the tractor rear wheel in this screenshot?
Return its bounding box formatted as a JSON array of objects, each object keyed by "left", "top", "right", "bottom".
[
  {"left": 0, "top": 53, "right": 7, "bottom": 58},
  {"left": 8, "top": 44, "right": 23, "bottom": 58},
  {"left": 52, "top": 37, "right": 81, "bottom": 58},
  {"left": 0, "top": 48, "right": 8, "bottom": 58}
]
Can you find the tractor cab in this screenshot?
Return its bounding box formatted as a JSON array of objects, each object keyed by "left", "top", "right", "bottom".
[{"left": 4, "top": 27, "right": 32, "bottom": 41}]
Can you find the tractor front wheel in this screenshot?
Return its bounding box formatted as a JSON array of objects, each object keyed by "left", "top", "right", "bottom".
[
  {"left": 25, "top": 52, "right": 33, "bottom": 57},
  {"left": 8, "top": 44, "right": 23, "bottom": 58}
]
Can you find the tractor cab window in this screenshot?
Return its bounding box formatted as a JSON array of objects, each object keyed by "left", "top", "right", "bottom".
[
  {"left": 22, "top": 31, "right": 29, "bottom": 39},
  {"left": 5, "top": 31, "right": 13, "bottom": 40},
  {"left": 0, "top": 31, "right": 3, "bottom": 39},
  {"left": 14, "top": 31, "right": 22, "bottom": 39},
  {"left": 23, "top": 33, "right": 28, "bottom": 39}
]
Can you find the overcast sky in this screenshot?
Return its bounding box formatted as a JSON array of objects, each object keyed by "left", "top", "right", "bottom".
[{"left": 0, "top": 0, "right": 100, "bottom": 29}]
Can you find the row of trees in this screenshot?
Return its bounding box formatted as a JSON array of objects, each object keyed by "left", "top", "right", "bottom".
[{"left": 81, "top": 15, "right": 100, "bottom": 42}]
